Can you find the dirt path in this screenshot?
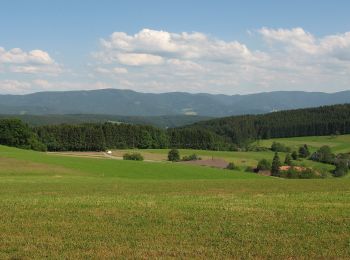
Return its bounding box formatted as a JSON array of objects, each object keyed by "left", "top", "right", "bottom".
[{"left": 181, "top": 158, "right": 229, "bottom": 169}]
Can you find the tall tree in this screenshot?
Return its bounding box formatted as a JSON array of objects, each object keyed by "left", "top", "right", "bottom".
[
  {"left": 284, "top": 153, "right": 292, "bottom": 166},
  {"left": 271, "top": 152, "right": 281, "bottom": 176}
]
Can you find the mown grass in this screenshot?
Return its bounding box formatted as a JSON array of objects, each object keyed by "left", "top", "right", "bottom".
[{"left": 0, "top": 144, "right": 350, "bottom": 258}]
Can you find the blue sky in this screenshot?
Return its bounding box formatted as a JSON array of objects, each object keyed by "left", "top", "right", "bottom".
[{"left": 0, "top": 0, "right": 350, "bottom": 94}]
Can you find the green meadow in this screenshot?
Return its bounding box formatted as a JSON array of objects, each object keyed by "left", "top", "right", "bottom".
[{"left": 0, "top": 135, "right": 350, "bottom": 258}]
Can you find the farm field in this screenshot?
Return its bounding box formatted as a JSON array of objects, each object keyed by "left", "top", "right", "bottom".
[{"left": 0, "top": 138, "right": 350, "bottom": 259}]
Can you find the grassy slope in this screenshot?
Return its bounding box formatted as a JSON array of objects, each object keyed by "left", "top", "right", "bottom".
[{"left": 0, "top": 145, "right": 350, "bottom": 258}]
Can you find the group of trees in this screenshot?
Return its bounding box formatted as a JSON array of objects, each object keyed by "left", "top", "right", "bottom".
[
  {"left": 256, "top": 143, "right": 349, "bottom": 178},
  {"left": 2, "top": 104, "right": 350, "bottom": 153},
  {"left": 187, "top": 104, "right": 350, "bottom": 146},
  {"left": 167, "top": 149, "right": 201, "bottom": 162},
  {"left": 0, "top": 119, "right": 46, "bottom": 151},
  {"left": 310, "top": 145, "right": 349, "bottom": 177},
  {"left": 34, "top": 123, "right": 169, "bottom": 151}
]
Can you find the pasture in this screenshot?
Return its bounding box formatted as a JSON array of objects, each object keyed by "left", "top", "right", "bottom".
[{"left": 0, "top": 135, "right": 350, "bottom": 258}]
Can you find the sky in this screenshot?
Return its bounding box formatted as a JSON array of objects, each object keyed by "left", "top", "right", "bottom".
[{"left": 0, "top": 0, "right": 350, "bottom": 95}]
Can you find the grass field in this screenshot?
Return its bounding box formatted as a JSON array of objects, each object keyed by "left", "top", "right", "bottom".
[
  {"left": 1, "top": 137, "right": 350, "bottom": 259},
  {"left": 111, "top": 134, "right": 350, "bottom": 172}
]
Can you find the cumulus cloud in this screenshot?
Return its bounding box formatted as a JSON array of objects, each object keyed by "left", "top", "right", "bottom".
[
  {"left": 0, "top": 47, "right": 62, "bottom": 75},
  {"left": 2, "top": 28, "right": 350, "bottom": 95},
  {"left": 259, "top": 27, "right": 350, "bottom": 60},
  {"left": 95, "top": 28, "right": 264, "bottom": 64},
  {"left": 0, "top": 80, "right": 32, "bottom": 94},
  {"left": 90, "top": 28, "right": 350, "bottom": 94}
]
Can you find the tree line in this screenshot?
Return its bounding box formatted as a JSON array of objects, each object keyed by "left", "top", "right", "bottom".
[
  {"left": 1, "top": 104, "right": 350, "bottom": 152},
  {"left": 185, "top": 104, "right": 350, "bottom": 147}
]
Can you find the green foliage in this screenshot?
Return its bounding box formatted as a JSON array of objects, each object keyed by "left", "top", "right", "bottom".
[
  {"left": 184, "top": 104, "right": 350, "bottom": 148},
  {"left": 271, "top": 152, "right": 281, "bottom": 176},
  {"left": 35, "top": 122, "right": 168, "bottom": 151},
  {"left": 291, "top": 151, "right": 298, "bottom": 160},
  {"left": 123, "top": 153, "right": 144, "bottom": 161},
  {"left": 310, "top": 145, "right": 335, "bottom": 164},
  {"left": 271, "top": 142, "right": 291, "bottom": 152},
  {"left": 168, "top": 149, "right": 180, "bottom": 162},
  {"left": 334, "top": 159, "right": 348, "bottom": 177},
  {"left": 298, "top": 144, "right": 310, "bottom": 158},
  {"left": 226, "top": 162, "right": 240, "bottom": 171},
  {"left": 284, "top": 153, "right": 292, "bottom": 166},
  {"left": 0, "top": 119, "right": 46, "bottom": 151},
  {"left": 182, "top": 154, "right": 201, "bottom": 161},
  {"left": 287, "top": 167, "right": 300, "bottom": 179},
  {"left": 257, "top": 159, "right": 271, "bottom": 171}
]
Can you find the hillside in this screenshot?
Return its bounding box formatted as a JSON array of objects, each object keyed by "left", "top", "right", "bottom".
[
  {"left": 178, "top": 104, "right": 350, "bottom": 147},
  {"left": 0, "top": 114, "right": 211, "bottom": 128},
  {"left": 0, "top": 145, "right": 349, "bottom": 258},
  {"left": 1, "top": 89, "right": 350, "bottom": 116}
]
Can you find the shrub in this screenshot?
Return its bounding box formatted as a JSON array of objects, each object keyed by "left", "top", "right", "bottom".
[
  {"left": 291, "top": 151, "right": 298, "bottom": 160},
  {"left": 257, "top": 159, "right": 271, "bottom": 171},
  {"left": 271, "top": 142, "right": 291, "bottom": 152},
  {"left": 334, "top": 159, "right": 349, "bottom": 177},
  {"left": 284, "top": 153, "right": 292, "bottom": 166},
  {"left": 168, "top": 149, "right": 180, "bottom": 162},
  {"left": 123, "top": 153, "right": 144, "bottom": 161},
  {"left": 226, "top": 162, "right": 240, "bottom": 171},
  {"left": 287, "top": 167, "right": 299, "bottom": 179},
  {"left": 298, "top": 144, "right": 310, "bottom": 158},
  {"left": 310, "top": 145, "right": 335, "bottom": 164},
  {"left": 182, "top": 154, "right": 201, "bottom": 161},
  {"left": 299, "top": 168, "right": 318, "bottom": 179}
]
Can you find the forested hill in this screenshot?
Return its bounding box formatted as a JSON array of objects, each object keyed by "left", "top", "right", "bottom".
[
  {"left": 180, "top": 104, "right": 350, "bottom": 146},
  {"left": 2, "top": 89, "right": 350, "bottom": 116},
  {"left": 2, "top": 104, "right": 350, "bottom": 152},
  {"left": 0, "top": 114, "right": 211, "bottom": 128}
]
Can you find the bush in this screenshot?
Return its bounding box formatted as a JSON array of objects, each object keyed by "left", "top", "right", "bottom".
[
  {"left": 334, "top": 159, "right": 348, "bottom": 177},
  {"left": 226, "top": 162, "right": 240, "bottom": 171},
  {"left": 123, "top": 153, "right": 144, "bottom": 161},
  {"left": 310, "top": 145, "right": 335, "bottom": 164},
  {"left": 299, "top": 168, "right": 318, "bottom": 179},
  {"left": 287, "top": 168, "right": 299, "bottom": 179},
  {"left": 168, "top": 149, "right": 180, "bottom": 162},
  {"left": 271, "top": 142, "right": 291, "bottom": 152},
  {"left": 257, "top": 159, "right": 271, "bottom": 171},
  {"left": 182, "top": 154, "right": 201, "bottom": 161},
  {"left": 284, "top": 153, "right": 292, "bottom": 166},
  {"left": 291, "top": 151, "right": 298, "bottom": 160},
  {"left": 298, "top": 144, "right": 310, "bottom": 158}
]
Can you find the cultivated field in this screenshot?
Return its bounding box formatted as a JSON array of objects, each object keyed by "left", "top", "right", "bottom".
[{"left": 0, "top": 135, "right": 350, "bottom": 258}]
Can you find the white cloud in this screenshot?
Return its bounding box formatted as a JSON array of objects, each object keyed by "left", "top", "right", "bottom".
[
  {"left": 116, "top": 53, "right": 164, "bottom": 66},
  {"left": 0, "top": 47, "right": 62, "bottom": 75},
  {"left": 95, "top": 28, "right": 263, "bottom": 64},
  {"left": 0, "top": 80, "right": 32, "bottom": 94},
  {"left": 2, "top": 28, "right": 350, "bottom": 95},
  {"left": 259, "top": 27, "right": 350, "bottom": 60},
  {"left": 88, "top": 28, "right": 350, "bottom": 94}
]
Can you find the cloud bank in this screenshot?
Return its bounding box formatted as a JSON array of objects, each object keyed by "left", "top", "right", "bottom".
[{"left": 1, "top": 27, "right": 350, "bottom": 94}]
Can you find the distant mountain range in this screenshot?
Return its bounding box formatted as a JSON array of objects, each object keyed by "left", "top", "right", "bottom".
[{"left": 1, "top": 89, "right": 350, "bottom": 117}]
